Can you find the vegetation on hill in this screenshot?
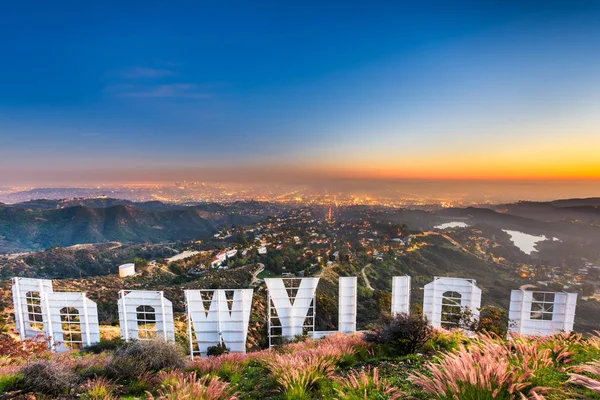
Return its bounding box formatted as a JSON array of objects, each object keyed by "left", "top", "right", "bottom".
[
  {"left": 0, "top": 243, "right": 178, "bottom": 279},
  {"left": 7, "top": 198, "right": 187, "bottom": 212},
  {"left": 0, "top": 202, "right": 269, "bottom": 253}
]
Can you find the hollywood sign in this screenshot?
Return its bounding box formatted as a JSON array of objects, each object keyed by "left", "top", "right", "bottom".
[{"left": 11, "top": 276, "right": 578, "bottom": 358}]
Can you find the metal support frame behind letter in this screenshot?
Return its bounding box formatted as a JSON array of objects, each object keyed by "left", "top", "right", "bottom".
[{"left": 266, "top": 277, "right": 319, "bottom": 347}]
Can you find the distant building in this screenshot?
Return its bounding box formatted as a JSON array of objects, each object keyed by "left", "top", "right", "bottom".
[
  {"left": 226, "top": 249, "right": 238, "bottom": 258},
  {"left": 211, "top": 251, "right": 227, "bottom": 268},
  {"left": 392, "top": 238, "right": 405, "bottom": 245},
  {"left": 119, "top": 263, "right": 136, "bottom": 277}
]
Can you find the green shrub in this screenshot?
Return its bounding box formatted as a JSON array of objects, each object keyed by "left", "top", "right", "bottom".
[
  {"left": 81, "top": 377, "right": 116, "bottom": 400},
  {"left": 147, "top": 371, "right": 238, "bottom": 400},
  {"left": 83, "top": 338, "right": 125, "bottom": 354},
  {"left": 458, "top": 306, "right": 509, "bottom": 337},
  {"left": 78, "top": 364, "right": 109, "bottom": 381},
  {"left": 334, "top": 367, "right": 404, "bottom": 400},
  {"left": 127, "top": 376, "right": 154, "bottom": 396},
  {"left": 20, "top": 360, "right": 78, "bottom": 396},
  {"left": 423, "top": 329, "right": 467, "bottom": 354},
  {"left": 105, "top": 354, "right": 147, "bottom": 382},
  {"left": 364, "top": 313, "right": 433, "bottom": 356},
  {"left": 105, "top": 339, "right": 187, "bottom": 381},
  {"left": 207, "top": 342, "right": 229, "bottom": 357},
  {"left": 0, "top": 374, "right": 21, "bottom": 394}
]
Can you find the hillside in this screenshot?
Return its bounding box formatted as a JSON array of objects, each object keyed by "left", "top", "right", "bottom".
[
  {"left": 552, "top": 197, "right": 600, "bottom": 207},
  {"left": 0, "top": 243, "right": 179, "bottom": 279},
  {"left": 493, "top": 201, "right": 600, "bottom": 224},
  {"left": 0, "top": 202, "right": 270, "bottom": 253},
  {"left": 10, "top": 198, "right": 185, "bottom": 212}
]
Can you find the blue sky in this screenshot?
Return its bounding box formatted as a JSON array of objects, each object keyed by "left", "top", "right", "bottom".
[{"left": 1, "top": 1, "right": 600, "bottom": 184}]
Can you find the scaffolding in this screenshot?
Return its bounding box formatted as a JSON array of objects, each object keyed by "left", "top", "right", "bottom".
[{"left": 266, "top": 278, "right": 318, "bottom": 347}]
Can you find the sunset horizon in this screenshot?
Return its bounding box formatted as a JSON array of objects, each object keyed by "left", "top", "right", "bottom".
[{"left": 2, "top": 1, "right": 600, "bottom": 190}]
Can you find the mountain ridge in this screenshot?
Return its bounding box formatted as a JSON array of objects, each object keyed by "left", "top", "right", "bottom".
[{"left": 0, "top": 202, "right": 265, "bottom": 253}]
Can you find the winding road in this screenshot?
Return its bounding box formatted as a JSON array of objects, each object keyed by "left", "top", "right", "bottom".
[
  {"left": 250, "top": 264, "right": 265, "bottom": 285},
  {"left": 361, "top": 264, "right": 374, "bottom": 290}
]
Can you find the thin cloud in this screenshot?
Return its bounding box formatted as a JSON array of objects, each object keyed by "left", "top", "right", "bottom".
[
  {"left": 121, "top": 66, "right": 177, "bottom": 79},
  {"left": 107, "top": 83, "right": 212, "bottom": 99}
]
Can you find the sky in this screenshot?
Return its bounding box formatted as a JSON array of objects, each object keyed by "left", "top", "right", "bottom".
[{"left": 1, "top": 1, "right": 600, "bottom": 188}]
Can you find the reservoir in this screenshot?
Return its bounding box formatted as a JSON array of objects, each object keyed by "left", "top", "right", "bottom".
[
  {"left": 434, "top": 221, "right": 469, "bottom": 229},
  {"left": 503, "top": 230, "right": 547, "bottom": 255}
]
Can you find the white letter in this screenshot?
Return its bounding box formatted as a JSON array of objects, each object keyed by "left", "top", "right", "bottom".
[
  {"left": 42, "top": 292, "right": 100, "bottom": 351},
  {"left": 12, "top": 277, "right": 53, "bottom": 340},
  {"left": 265, "top": 278, "right": 319, "bottom": 344},
  {"left": 391, "top": 276, "right": 411, "bottom": 315},
  {"left": 508, "top": 290, "right": 577, "bottom": 335},
  {"left": 423, "top": 277, "right": 481, "bottom": 328},
  {"left": 338, "top": 277, "right": 357, "bottom": 333},
  {"left": 118, "top": 290, "right": 175, "bottom": 342},
  {"left": 186, "top": 289, "right": 253, "bottom": 358}
]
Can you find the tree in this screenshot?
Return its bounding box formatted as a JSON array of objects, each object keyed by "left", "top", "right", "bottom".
[
  {"left": 459, "top": 305, "right": 509, "bottom": 337},
  {"left": 581, "top": 282, "right": 596, "bottom": 297},
  {"left": 364, "top": 313, "right": 433, "bottom": 356}
]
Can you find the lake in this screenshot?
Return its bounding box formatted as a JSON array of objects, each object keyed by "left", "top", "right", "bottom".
[
  {"left": 502, "top": 230, "right": 548, "bottom": 255},
  {"left": 434, "top": 221, "right": 469, "bottom": 229}
]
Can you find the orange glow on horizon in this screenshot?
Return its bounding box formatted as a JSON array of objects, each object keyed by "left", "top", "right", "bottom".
[{"left": 312, "top": 144, "right": 600, "bottom": 181}]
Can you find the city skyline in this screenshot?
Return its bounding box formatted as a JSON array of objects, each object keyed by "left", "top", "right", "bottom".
[{"left": 2, "top": 1, "right": 600, "bottom": 187}]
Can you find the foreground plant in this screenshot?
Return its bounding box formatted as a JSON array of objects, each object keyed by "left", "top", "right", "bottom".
[
  {"left": 20, "top": 360, "right": 78, "bottom": 396},
  {"left": 148, "top": 370, "right": 238, "bottom": 400},
  {"left": 568, "top": 361, "right": 600, "bottom": 394},
  {"left": 364, "top": 313, "right": 432, "bottom": 356},
  {"left": 105, "top": 339, "right": 187, "bottom": 381},
  {"left": 334, "top": 367, "right": 404, "bottom": 400},
  {"left": 408, "top": 335, "right": 556, "bottom": 400},
  {"left": 265, "top": 352, "right": 336, "bottom": 400},
  {"left": 188, "top": 352, "right": 250, "bottom": 376},
  {"left": 81, "top": 377, "right": 116, "bottom": 400},
  {"left": 257, "top": 333, "right": 366, "bottom": 399},
  {"left": 0, "top": 334, "right": 52, "bottom": 365}
]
